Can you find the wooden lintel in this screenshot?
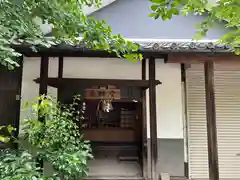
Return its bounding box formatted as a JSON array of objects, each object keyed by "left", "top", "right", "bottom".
[
  {"left": 168, "top": 53, "right": 240, "bottom": 64},
  {"left": 34, "top": 78, "right": 161, "bottom": 89}
]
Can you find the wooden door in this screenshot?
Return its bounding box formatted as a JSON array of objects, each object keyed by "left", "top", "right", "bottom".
[{"left": 0, "top": 63, "right": 23, "bottom": 137}]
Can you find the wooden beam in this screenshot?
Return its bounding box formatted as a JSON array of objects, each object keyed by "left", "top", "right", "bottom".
[
  {"left": 168, "top": 53, "right": 239, "bottom": 64},
  {"left": 204, "top": 60, "right": 219, "bottom": 180},
  {"left": 16, "top": 46, "right": 166, "bottom": 59},
  {"left": 149, "top": 57, "right": 158, "bottom": 180},
  {"left": 34, "top": 78, "right": 161, "bottom": 89}
]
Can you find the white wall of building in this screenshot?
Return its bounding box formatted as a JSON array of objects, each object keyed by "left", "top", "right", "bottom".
[
  {"left": 155, "top": 59, "right": 183, "bottom": 138},
  {"left": 20, "top": 57, "right": 183, "bottom": 139}
]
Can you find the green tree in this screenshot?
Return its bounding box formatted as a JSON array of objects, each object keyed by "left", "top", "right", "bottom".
[
  {"left": 0, "top": 95, "right": 92, "bottom": 179},
  {"left": 22, "top": 95, "right": 92, "bottom": 179},
  {"left": 0, "top": 0, "right": 141, "bottom": 69},
  {"left": 149, "top": 0, "right": 240, "bottom": 54}
]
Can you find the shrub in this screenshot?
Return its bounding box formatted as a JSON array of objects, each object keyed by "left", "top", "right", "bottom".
[{"left": 0, "top": 95, "right": 92, "bottom": 180}]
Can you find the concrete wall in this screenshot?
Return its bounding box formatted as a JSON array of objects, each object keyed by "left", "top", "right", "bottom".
[
  {"left": 20, "top": 57, "right": 184, "bottom": 176},
  {"left": 157, "top": 139, "right": 184, "bottom": 176},
  {"left": 90, "top": 0, "right": 228, "bottom": 40}
]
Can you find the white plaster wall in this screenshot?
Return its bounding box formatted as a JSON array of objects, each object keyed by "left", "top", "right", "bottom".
[
  {"left": 155, "top": 59, "right": 183, "bottom": 139},
  {"left": 62, "top": 58, "right": 141, "bottom": 79},
  {"left": 20, "top": 57, "right": 183, "bottom": 139}
]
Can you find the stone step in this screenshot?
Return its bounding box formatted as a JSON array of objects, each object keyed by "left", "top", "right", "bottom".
[
  {"left": 83, "top": 175, "right": 187, "bottom": 180},
  {"left": 170, "top": 176, "right": 188, "bottom": 180},
  {"left": 83, "top": 176, "right": 144, "bottom": 180},
  {"left": 159, "top": 173, "right": 187, "bottom": 180},
  {"left": 118, "top": 150, "right": 139, "bottom": 161}
]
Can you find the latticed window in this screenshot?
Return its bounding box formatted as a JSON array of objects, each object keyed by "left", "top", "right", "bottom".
[{"left": 120, "top": 109, "right": 135, "bottom": 128}]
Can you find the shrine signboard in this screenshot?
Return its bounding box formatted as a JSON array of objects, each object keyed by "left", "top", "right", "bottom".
[{"left": 84, "top": 86, "right": 120, "bottom": 100}]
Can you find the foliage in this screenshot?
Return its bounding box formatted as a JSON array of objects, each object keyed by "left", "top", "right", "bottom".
[
  {"left": 149, "top": 0, "right": 240, "bottom": 54},
  {"left": 0, "top": 0, "right": 142, "bottom": 69},
  {"left": 0, "top": 125, "right": 16, "bottom": 143},
  {"left": 0, "top": 149, "right": 55, "bottom": 180},
  {"left": 22, "top": 95, "right": 92, "bottom": 179}
]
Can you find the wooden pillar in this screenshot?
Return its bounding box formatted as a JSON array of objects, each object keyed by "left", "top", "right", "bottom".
[
  {"left": 39, "top": 56, "right": 49, "bottom": 98},
  {"left": 14, "top": 56, "right": 23, "bottom": 139},
  {"left": 204, "top": 60, "right": 219, "bottom": 180},
  {"left": 57, "top": 57, "right": 63, "bottom": 100},
  {"left": 141, "top": 58, "right": 148, "bottom": 178},
  {"left": 38, "top": 56, "right": 49, "bottom": 169},
  {"left": 149, "top": 57, "right": 158, "bottom": 179}
]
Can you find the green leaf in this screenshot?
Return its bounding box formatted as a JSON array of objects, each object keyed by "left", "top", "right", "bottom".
[
  {"left": 151, "top": 5, "right": 159, "bottom": 11},
  {"left": 149, "top": 13, "right": 157, "bottom": 17},
  {"left": 154, "top": 13, "right": 160, "bottom": 19},
  {"left": 7, "top": 125, "right": 16, "bottom": 133},
  {"left": 171, "top": 8, "right": 179, "bottom": 15},
  {"left": 149, "top": 0, "right": 162, "bottom": 3},
  {"left": 0, "top": 136, "right": 10, "bottom": 143}
]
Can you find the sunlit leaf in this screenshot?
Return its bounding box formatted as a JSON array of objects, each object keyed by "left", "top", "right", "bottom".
[
  {"left": 0, "top": 135, "right": 10, "bottom": 143},
  {"left": 7, "top": 125, "right": 16, "bottom": 133}
]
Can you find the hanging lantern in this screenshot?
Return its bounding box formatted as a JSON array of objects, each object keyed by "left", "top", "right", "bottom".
[{"left": 101, "top": 99, "right": 113, "bottom": 112}]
